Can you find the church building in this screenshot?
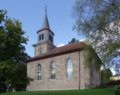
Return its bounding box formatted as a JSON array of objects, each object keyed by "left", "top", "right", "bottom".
[{"left": 25, "top": 10, "right": 101, "bottom": 91}]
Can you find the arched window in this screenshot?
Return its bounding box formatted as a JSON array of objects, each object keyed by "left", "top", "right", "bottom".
[
  {"left": 37, "top": 64, "right": 41, "bottom": 80},
  {"left": 67, "top": 58, "right": 73, "bottom": 78},
  {"left": 51, "top": 62, "right": 55, "bottom": 79}
]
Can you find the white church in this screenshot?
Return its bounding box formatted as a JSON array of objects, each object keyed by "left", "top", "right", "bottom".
[{"left": 25, "top": 10, "right": 101, "bottom": 91}]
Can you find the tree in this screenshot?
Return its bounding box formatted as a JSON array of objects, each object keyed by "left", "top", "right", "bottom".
[
  {"left": 10, "top": 63, "right": 30, "bottom": 91},
  {"left": 0, "top": 76, "right": 6, "bottom": 93},
  {"left": 72, "top": 0, "right": 120, "bottom": 70},
  {"left": 68, "top": 38, "right": 79, "bottom": 44},
  {"left": 0, "top": 10, "right": 33, "bottom": 92},
  {"left": 101, "top": 68, "right": 112, "bottom": 83},
  {"left": 18, "top": 52, "right": 31, "bottom": 64}
]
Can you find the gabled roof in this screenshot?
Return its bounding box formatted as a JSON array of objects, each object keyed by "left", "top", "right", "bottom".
[
  {"left": 41, "top": 12, "right": 50, "bottom": 30},
  {"left": 25, "top": 42, "right": 84, "bottom": 62}
]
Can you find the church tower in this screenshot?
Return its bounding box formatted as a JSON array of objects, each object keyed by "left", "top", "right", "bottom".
[{"left": 33, "top": 9, "right": 56, "bottom": 56}]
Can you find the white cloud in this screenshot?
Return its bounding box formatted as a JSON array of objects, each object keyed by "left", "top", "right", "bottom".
[
  {"left": 79, "top": 37, "right": 92, "bottom": 45},
  {"left": 79, "top": 38, "right": 86, "bottom": 42},
  {"left": 57, "top": 43, "right": 64, "bottom": 47},
  {"left": 110, "top": 68, "right": 116, "bottom": 75},
  {"left": 100, "top": 67, "right": 116, "bottom": 75},
  {"left": 100, "top": 66, "right": 104, "bottom": 70}
]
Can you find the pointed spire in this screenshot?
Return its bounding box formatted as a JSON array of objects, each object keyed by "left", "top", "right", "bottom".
[
  {"left": 45, "top": 5, "right": 47, "bottom": 13},
  {"left": 41, "top": 6, "right": 50, "bottom": 30}
]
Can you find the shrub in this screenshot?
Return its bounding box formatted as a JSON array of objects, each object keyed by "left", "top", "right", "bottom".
[
  {"left": 92, "top": 87, "right": 97, "bottom": 89},
  {"left": 115, "top": 85, "right": 120, "bottom": 95},
  {"left": 93, "top": 84, "right": 107, "bottom": 89},
  {"left": 108, "top": 80, "right": 120, "bottom": 85}
]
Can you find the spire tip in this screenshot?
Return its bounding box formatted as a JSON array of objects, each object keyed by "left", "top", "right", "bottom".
[{"left": 45, "top": 4, "right": 47, "bottom": 13}]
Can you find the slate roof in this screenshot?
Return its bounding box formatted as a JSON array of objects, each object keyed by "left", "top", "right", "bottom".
[
  {"left": 25, "top": 42, "right": 84, "bottom": 62},
  {"left": 41, "top": 12, "right": 50, "bottom": 30}
]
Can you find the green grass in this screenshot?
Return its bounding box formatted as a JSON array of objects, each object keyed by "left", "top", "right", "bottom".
[{"left": 0, "top": 89, "right": 115, "bottom": 95}]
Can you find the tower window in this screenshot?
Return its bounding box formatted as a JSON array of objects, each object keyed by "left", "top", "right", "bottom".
[
  {"left": 39, "top": 34, "right": 44, "bottom": 41},
  {"left": 39, "top": 35, "right": 41, "bottom": 41},
  {"left": 42, "top": 34, "right": 44, "bottom": 40},
  {"left": 49, "top": 34, "right": 53, "bottom": 42}
]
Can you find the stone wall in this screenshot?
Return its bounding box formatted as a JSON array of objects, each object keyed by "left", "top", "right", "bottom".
[
  {"left": 34, "top": 42, "right": 47, "bottom": 56},
  {"left": 27, "top": 51, "right": 100, "bottom": 91},
  {"left": 34, "top": 41, "right": 55, "bottom": 56},
  {"left": 80, "top": 51, "right": 101, "bottom": 89},
  {"left": 90, "top": 70, "right": 101, "bottom": 88},
  {"left": 80, "top": 51, "right": 90, "bottom": 89},
  {"left": 47, "top": 42, "right": 56, "bottom": 51}
]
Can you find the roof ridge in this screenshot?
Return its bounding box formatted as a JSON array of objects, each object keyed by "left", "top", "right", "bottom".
[
  {"left": 55, "top": 41, "right": 82, "bottom": 49},
  {"left": 65, "top": 41, "right": 82, "bottom": 46},
  {"left": 42, "top": 41, "right": 82, "bottom": 52}
]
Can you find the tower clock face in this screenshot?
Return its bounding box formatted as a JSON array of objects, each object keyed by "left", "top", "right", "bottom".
[{"left": 38, "top": 47, "right": 42, "bottom": 54}]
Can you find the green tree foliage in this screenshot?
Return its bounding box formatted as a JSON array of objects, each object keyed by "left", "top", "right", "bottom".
[
  {"left": 18, "top": 52, "right": 31, "bottom": 64},
  {"left": 0, "top": 10, "right": 33, "bottom": 92},
  {"left": 11, "top": 63, "right": 30, "bottom": 91},
  {"left": 101, "top": 68, "right": 112, "bottom": 83},
  {"left": 68, "top": 38, "right": 79, "bottom": 44},
  {"left": 81, "top": 43, "right": 103, "bottom": 72},
  {"left": 0, "top": 76, "right": 6, "bottom": 93},
  {"left": 72, "top": 0, "right": 120, "bottom": 69},
  {"left": 115, "top": 85, "right": 120, "bottom": 95}
]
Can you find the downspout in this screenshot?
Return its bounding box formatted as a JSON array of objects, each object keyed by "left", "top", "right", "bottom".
[{"left": 78, "top": 48, "right": 80, "bottom": 90}]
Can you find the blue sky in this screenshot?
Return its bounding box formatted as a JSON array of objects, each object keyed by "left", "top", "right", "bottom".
[{"left": 1, "top": 0, "right": 84, "bottom": 57}]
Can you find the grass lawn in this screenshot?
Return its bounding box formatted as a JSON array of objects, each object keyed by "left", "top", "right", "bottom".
[{"left": 0, "top": 89, "right": 115, "bottom": 95}]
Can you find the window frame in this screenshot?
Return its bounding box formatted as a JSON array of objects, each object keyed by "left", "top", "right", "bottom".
[
  {"left": 39, "top": 34, "right": 44, "bottom": 41},
  {"left": 37, "top": 64, "right": 41, "bottom": 80},
  {"left": 42, "top": 34, "right": 44, "bottom": 40},
  {"left": 67, "top": 58, "right": 73, "bottom": 78},
  {"left": 51, "top": 62, "right": 55, "bottom": 79},
  {"left": 39, "top": 35, "right": 41, "bottom": 41},
  {"left": 49, "top": 34, "right": 53, "bottom": 42},
  {"left": 51, "top": 36, "right": 53, "bottom": 43}
]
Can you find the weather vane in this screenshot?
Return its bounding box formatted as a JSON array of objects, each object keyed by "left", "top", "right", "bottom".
[{"left": 45, "top": 4, "right": 47, "bottom": 13}]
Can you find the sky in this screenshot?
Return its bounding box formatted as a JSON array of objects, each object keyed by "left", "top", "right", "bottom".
[
  {"left": 1, "top": 0, "right": 117, "bottom": 75},
  {"left": 101, "top": 66, "right": 116, "bottom": 75},
  {"left": 0, "top": 0, "right": 84, "bottom": 57}
]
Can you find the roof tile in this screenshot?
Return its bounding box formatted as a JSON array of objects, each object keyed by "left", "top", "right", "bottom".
[{"left": 26, "top": 41, "right": 84, "bottom": 62}]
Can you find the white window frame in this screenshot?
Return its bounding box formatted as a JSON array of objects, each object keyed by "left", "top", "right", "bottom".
[
  {"left": 51, "top": 62, "right": 55, "bottom": 79},
  {"left": 67, "top": 58, "right": 73, "bottom": 78},
  {"left": 37, "top": 64, "right": 41, "bottom": 80}
]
